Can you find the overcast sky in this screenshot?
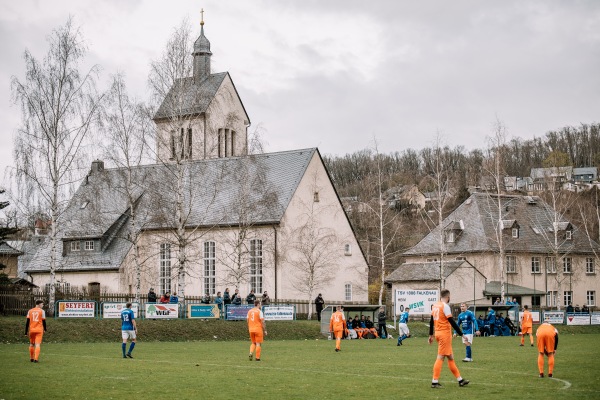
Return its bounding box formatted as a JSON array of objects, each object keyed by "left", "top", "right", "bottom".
[{"left": 2, "top": 0, "right": 600, "bottom": 186}]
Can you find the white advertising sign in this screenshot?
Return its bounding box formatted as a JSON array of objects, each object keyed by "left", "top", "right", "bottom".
[
  {"left": 519, "top": 311, "right": 541, "bottom": 324},
  {"left": 145, "top": 303, "right": 179, "bottom": 319},
  {"left": 591, "top": 313, "right": 600, "bottom": 325},
  {"left": 58, "top": 301, "right": 95, "bottom": 318},
  {"left": 102, "top": 302, "right": 140, "bottom": 319},
  {"left": 566, "top": 314, "right": 590, "bottom": 325},
  {"left": 394, "top": 289, "right": 439, "bottom": 315},
  {"left": 543, "top": 311, "right": 564, "bottom": 324},
  {"left": 263, "top": 306, "right": 295, "bottom": 321}
]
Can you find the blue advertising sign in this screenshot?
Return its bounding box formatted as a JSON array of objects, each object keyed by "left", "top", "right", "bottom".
[
  {"left": 188, "top": 304, "right": 220, "bottom": 319},
  {"left": 226, "top": 305, "right": 253, "bottom": 320}
]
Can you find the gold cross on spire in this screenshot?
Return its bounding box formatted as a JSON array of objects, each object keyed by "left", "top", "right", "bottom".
[{"left": 200, "top": 8, "right": 205, "bottom": 26}]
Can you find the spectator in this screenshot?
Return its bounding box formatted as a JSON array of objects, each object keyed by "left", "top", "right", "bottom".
[
  {"left": 201, "top": 292, "right": 211, "bottom": 304},
  {"left": 487, "top": 307, "right": 496, "bottom": 336},
  {"left": 566, "top": 303, "right": 574, "bottom": 313},
  {"left": 378, "top": 306, "right": 388, "bottom": 339},
  {"left": 246, "top": 290, "right": 256, "bottom": 304},
  {"left": 315, "top": 293, "right": 325, "bottom": 321},
  {"left": 232, "top": 289, "right": 242, "bottom": 305},
  {"left": 169, "top": 292, "right": 179, "bottom": 303},
  {"left": 346, "top": 317, "right": 357, "bottom": 339},
  {"left": 494, "top": 298, "right": 501, "bottom": 305},
  {"left": 575, "top": 304, "right": 581, "bottom": 312},
  {"left": 159, "top": 292, "right": 170, "bottom": 304},
  {"left": 477, "top": 315, "right": 485, "bottom": 331},
  {"left": 215, "top": 291, "right": 224, "bottom": 314},
  {"left": 582, "top": 304, "right": 590, "bottom": 313},
  {"left": 504, "top": 314, "right": 517, "bottom": 336},
  {"left": 223, "top": 288, "right": 231, "bottom": 305},
  {"left": 147, "top": 288, "right": 157, "bottom": 303},
  {"left": 261, "top": 291, "right": 271, "bottom": 306}
]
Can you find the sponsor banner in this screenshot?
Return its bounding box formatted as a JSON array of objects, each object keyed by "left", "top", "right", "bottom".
[
  {"left": 566, "top": 313, "right": 591, "bottom": 325},
  {"left": 519, "top": 311, "right": 541, "bottom": 324},
  {"left": 58, "top": 301, "right": 96, "bottom": 318},
  {"left": 394, "top": 289, "right": 438, "bottom": 315},
  {"left": 591, "top": 313, "right": 600, "bottom": 325},
  {"left": 543, "top": 311, "right": 564, "bottom": 324},
  {"left": 145, "top": 303, "right": 179, "bottom": 319},
  {"left": 226, "top": 305, "right": 253, "bottom": 320},
  {"left": 264, "top": 306, "right": 295, "bottom": 321},
  {"left": 188, "top": 304, "right": 220, "bottom": 319},
  {"left": 102, "top": 303, "right": 140, "bottom": 319}
]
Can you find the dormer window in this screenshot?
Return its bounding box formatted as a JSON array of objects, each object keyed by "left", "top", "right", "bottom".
[
  {"left": 444, "top": 220, "right": 463, "bottom": 243},
  {"left": 512, "top": 228, "right": 519, "bottom": 238},
  {"left": 80, "top": 201, "right": 89, "bottom": 209},
  {"left": 446, "top": 231, "right": 455, "bottom": 243},
  {"left": 85, "top": 240, "right": 95, "bottom": 251},
  {"left": 566, "top": 230, "right": 572, "bottom": 240},
  {"left": 314, "top": 192, "right": 320, "bottom": 202}
]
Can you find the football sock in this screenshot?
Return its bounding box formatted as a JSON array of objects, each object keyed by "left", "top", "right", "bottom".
[
  {"left": 34, "top": 346, "right": 40, "bottom": 361},
  {"left": 521, "top": 336, "right": 525, "bottom": 345},
  {"left": 336, "top": 338, "right": 341, "bottom": 350},
  {"left": 256, "top": 346, "right": 261, "bottom": 359},
  {"left": 250, "top": 344, "right": 256, "bottom": 354},
  {"left": 466, "top": 346, "right": 472, "bottom": 359},
  {"left": 29, "top": 345, "right": 34, "bottom": 360},
  {"left": 128, "top": 342, "right": 135, "bottom": 354},
  {"left": 537, "top": 354, "right": 544, "bottom": 374},
  {"left": 401, "top": 334, "right": 407, "bottom": 341},
  {"left": 122, "top": 343, "right": 127, "bottom": 356},
  {"left": 530, "top": 335, "right": 534, "bottom": 345},
  {"left": 448, "top": 359, "right": 460, "bottom": 378},
  {"left": 433, "top": 359, "right": 443, "bottom": 380},
  {"left": 548, "top": 354, "right": 554, "bottom": 374}
]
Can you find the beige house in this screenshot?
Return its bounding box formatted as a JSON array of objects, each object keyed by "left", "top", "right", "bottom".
[
  {"left": 400, "top": 193, "right": 600, "bottom": 309},
  {"left": 22, "top": 23, "right": 368, "bottom": 303}
]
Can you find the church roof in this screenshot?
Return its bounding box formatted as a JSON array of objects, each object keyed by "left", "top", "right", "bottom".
[{"left": 23, "top": 148, "right": 317, "bottom": 273}]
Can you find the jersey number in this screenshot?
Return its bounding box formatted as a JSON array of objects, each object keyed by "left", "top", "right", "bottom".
[
  {"left": 32, "top": 313, "right": 39, "bottom": 322},
  {"left": 432, "top": 307, "right": 440, "bottom": 321}
]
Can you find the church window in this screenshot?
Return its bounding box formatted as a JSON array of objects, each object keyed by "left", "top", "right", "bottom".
[
  {"left": 203, "top": 241, "right": 216, "bottom": 295},
  {"left": 159, "top": 243, "right": 172, "bottom": 295},
  {"left": 250, "top": 239, "right": 263, "bottom": 293}
]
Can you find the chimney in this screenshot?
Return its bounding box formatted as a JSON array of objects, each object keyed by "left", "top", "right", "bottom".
[{"left": 91, "top": 160, "right": 104, "bottom": 174}]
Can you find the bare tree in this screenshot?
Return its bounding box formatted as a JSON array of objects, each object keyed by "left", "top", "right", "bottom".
[{"left": 11, "top": 18, "right": 103, "bottom": 312}]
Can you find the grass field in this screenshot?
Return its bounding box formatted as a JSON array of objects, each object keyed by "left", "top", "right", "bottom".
[{"left": 2, "top": 328, "right": 600, "bottom": 400}]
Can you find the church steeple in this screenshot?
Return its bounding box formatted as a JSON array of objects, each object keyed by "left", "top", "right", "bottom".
[{"left": 193, "top": 9, "right": 212, "bottom": 82}]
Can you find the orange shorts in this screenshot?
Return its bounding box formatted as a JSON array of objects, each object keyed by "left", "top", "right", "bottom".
[
  {"left": 537, "top": 333, "right": 555, "bottom": 355},
  {"left": 250, "top": 331, "right": 263, "bottom": 344},
  {"left": 29, "top": 332, "right": 43, "bottom": 345},
  {"left": 333, "top": 329, "right": 343, "bottom": 339},
  {"left": 522, "top": 326, "right": 532, "bottom": 334},
  {"left": 435, "top": 333, "right": 453, "bottom": 356}
]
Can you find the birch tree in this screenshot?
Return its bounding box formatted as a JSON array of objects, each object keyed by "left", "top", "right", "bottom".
[{"left": 11, "top": 18, "right": 103, "bottom": 312}]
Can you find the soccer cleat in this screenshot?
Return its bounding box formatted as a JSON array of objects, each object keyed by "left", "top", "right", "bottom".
[
  {"left": 249, "top": 354, "right": 253, "bottom": 361},
  {"left": 548, "top": 374, "right": 553, "bottom": 378},
  {"left": 335, "top": 348, "right": 340, "bottom": 352},
  {"left": 30, "top": 359, "right": 34, "bottom": 362},
  {"left": 255, "top": 358, "right": 260, "bottom": 361},
  {"left": 431, "top": 382, "right": 443, "bottom": 389},
  {"left": 33, "top": 360, "right": 38, "bottom": 363},
  {"left": 126, "top": 353, "right": 133, "bottom": 358},
  {"left": 458, "top": 379, "right": 469, "bottom": 387},
  {"left": 539, "top": 373, "right": 544, "bottom": 378},
  {"left": 462, "top": 358, "right": 472, "bottom": 362},
  {"left": 519, "top": 344, "right": 524, "bottom": 346},
  {"left": 123, "top": 355, "right": 127, "bottom": 358},
  {"left": 531, "top": 344, "right": 534, "bottom": 347}
]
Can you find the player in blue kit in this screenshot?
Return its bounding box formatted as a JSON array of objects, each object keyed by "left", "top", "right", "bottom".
[
  {"left": 120, "top": 302, "right": 137, "bottom": 358},
  {"left": 397, "top": 307, "right": 411, "bottom": 346},
  {"left": 455, "top": 303, "right": 479, "bottom": 362}
]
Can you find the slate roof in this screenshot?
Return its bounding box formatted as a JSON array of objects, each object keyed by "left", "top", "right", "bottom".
[
  {"left": 0, "top": 241, "right": 22, "bottom": 255},
  {"left": 483, "top": 281, "right": 546, "bottom": 296},
  {"left": 385, "top": 260, "right": 473, "bottom": 283},
  {"left": 23, "top": 148, "right": 316, "bottom": 273},
  {"left": 404, "top": 193, "right": 600, "bottom": 256}
]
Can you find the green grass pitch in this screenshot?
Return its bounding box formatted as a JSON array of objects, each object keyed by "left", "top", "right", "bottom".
[{"left": 1, "top": 334, "right": 600, "bottom": 399}]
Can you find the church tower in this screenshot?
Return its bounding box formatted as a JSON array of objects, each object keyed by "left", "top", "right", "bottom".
[{"left": 192, "top": 12, "right": 212, "bottom": 82}]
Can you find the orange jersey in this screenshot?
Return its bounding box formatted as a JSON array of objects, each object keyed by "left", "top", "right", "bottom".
[
  {"left": 329, "top": 311, "right": 345, "bottom": 332},
  {"left": 536, "top": 322, "right": 557, "bottom": 337},
  {"left": 536, "top": 322, "right": 558, "bottom": 353},
  {"left": 521, "top": 310, "right": 533, "bottom": 328},
  {"left": 26, "top": 307, "right": 45, "bottom": 333},
  {"left": 247, "top": 307, "right": 264, "bottom": 333},
  {"left": 431, "top": 301, "right": 452, "bottom": 335}
]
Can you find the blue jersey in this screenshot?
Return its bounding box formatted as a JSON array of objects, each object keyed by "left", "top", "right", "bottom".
[
  {"left": 121, "top": 308, "right": 135, "bottom": 330},
  {"left": 457, "top": 310, "right": 477, "bottom": 334},
  {"left": 399, "top": 311, "right": 409, "bottom": 324},
  {"left": 487, "top": 309, "right": 496, "bottom": 324}
]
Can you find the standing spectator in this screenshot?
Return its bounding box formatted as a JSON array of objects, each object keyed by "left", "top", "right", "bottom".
[
  {"left": 397, "top": 307, "right": 410, "bottom": 346},
  {"left": 575, "top": 304, "right": 581, "bottom": 312},
  {"left": 536, "top": 322, "right": 559, "bottom": 378},
  {"left": 169, "top": 292, "right": 179, "bottom": 304},
  {"left": 247, "top": 300, "right": 267, "bottom": 361},
  {"left": 223, "top": 288, "right": 231, "bottom": 305},
  {"left": 504, "top": 314, "right": 517, "bottom": 336},
  {"left": 215, "top": 291, "right": 224, "bottom": 314},
  {"left": 246, "top": 290, "right": 256, "bottom": 304},
  {"left": 25, "top": 300, "right": 46, "bottom": 363},
  {"left": 120, "top": 302, "right": 137, "bottom": 359},
  {"left": 487, "top": 307, "right": 496, "bottom": 336},
  {"left": 582, "top": 304, "right": 590, "bottom": 313},
  {"left": 329, "top": 305, "right": 346, "bottom": 352},
  {"left": 456, "top": 303, "right": 479, "bottom": 362},
  {"left": 261, "top": 291, "right": 271, "bottom": 306},
  {"left": 566, "top": 303, "right": 574, "bottom": 313},
  {"left": 428, "top": 289, "right": 469, "bottom": 388},
  {"left": 147, "top": 288, "right": 157, "bottom": 303},
  {"left": 201, "top": 292, "right": 211, "bottom": 304},
  {"left": 232, "top": 289, "right": 242, "bottom": 305},
  {"left": 520, "top": 305, "right": 534, "bottom": 347},
  {"left": 159, "top": 292, "right": 170, "bottom": 304},
  {"left": 315, "top": 293, "right": 325, "bottom": 321},
  {"left": 377, "top": 306, "right": 388, "bottom": 339}
]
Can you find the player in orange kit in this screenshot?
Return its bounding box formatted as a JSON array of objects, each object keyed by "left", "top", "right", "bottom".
[
  {"left": 520, "top": 305, "right": 534, "bottom": 346},
  {"left": 428, "top": 289, "right": 469, "bottom": 388},
  {"left": 536, "top": 322, "right": 559, "bottom": 378},
  {"left": 25, "top": 300, "right": 47, "bottom": 363},
  {"left": 247, "top": 300, "right": 267, "bottom": 361},
  {"left": 329, "top": 305, "right": 346, "bottom": 352}
]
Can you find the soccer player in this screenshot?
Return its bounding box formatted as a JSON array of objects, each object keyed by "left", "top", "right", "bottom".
[
  {"left": 329, "top": 305, "right": 345, "bottom": 352},
  {"left": 397, "top": 307, "right": 410, "bottom": 346},
  {"left": 428, "top": 289, "right": 469, "bottom": 388},
  {"left": 536, "top": 322, "right": 559, "bottom": 378},
  {"left": 455, "top": 303, "right": 479, "bottom": 362},
  {"left": 520, "top": 305, "right": 534, "bottom": 347},
  {"left": 247, "top": 299, "right": 267, "bottom": 361},
  {"left": 120, "top": 302, "right": 137, "bottom": 358},
  {"left": 25, "top": 300, "right": 46, "bottom": 363}
]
